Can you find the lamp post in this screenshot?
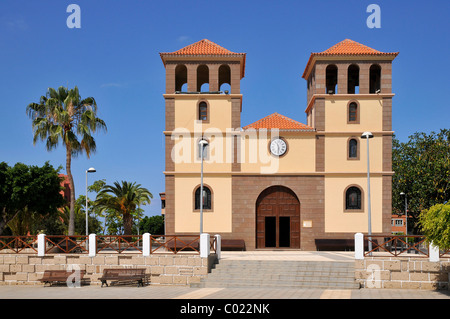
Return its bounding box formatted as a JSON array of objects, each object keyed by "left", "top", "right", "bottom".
[
  {"left": 400, "top": 192, "right": 408, "bottom": 236},
  {"left": 86, "top": 167, "right": 96, "bottom": 237},
  {"left": 361, "top": 132, "right": 374, "bottom": 255},
  {"left": 199, "top": 139, "right": 208, "bottom": 235}
]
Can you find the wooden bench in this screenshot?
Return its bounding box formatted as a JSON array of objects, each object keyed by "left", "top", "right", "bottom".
[
  {"left": 39, "top": 270, "right": 86, "bottom": 286},
  {"left": 315, "top": 239, "right": 378, "bottom": 251},
  {"left": 221, "top": 239, "right": 245, "bottom": 251},
  {"left": 99, "top": 268, "right": 149, "bottom": 287}
]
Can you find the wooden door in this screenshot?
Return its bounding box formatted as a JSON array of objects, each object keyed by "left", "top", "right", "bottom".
[{"left": 256, "top": 186, "right": 300, "bottom": 249}]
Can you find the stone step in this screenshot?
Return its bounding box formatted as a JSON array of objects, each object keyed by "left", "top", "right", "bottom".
[{"left": 192, "top": 259, "right": 359, "bottom": 289}]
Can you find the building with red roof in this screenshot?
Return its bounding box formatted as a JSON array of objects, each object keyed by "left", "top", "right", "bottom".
[{"left": 160, "top": 39, "right": 398, "bottom": 250}]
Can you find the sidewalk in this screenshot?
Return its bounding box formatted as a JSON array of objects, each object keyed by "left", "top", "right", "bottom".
[{"left": 0, "top": 285, "right": 448, "bottom": 299}]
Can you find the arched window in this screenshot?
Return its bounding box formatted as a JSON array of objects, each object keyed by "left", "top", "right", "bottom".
[
  {"left": 197, "top": 65, "right": 209, "bottom": 92},
  {"left": 219, "top": 64, "right": 231, "bottom": 92},
  {"left": 348, "top": 138, "right": 358, "bottom": 159},
  {"left": 347, "top": 64, "right": 360, "bottom": 94},
  {"left": 194, "top": 186, "right": 212, "bottom": 210},
  {"left": 369, "top": 64, "right": 381, "bottom": 93},
  {"left": 348, "top": 102, "right": 359, "bottom": 123},
  {"left": 198, "top": 101, "right": 208, "bottom": 121},
  {"left": 175, "top": 64, "right": 187, "bottom": 92},
  {"left": 326, "top": 64, "right": 338, "bottom": 94},
  {"left": 345, "top": 186, "right": 362, "bottom": 211}
]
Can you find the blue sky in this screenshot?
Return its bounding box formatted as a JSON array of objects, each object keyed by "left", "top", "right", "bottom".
[{"left": 0, "top": 0, "right": 449, "bottom": 217}]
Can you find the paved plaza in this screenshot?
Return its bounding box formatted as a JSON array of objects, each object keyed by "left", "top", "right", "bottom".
[{"left": 0, "top": 251, "right": 449, "bottom": 300}]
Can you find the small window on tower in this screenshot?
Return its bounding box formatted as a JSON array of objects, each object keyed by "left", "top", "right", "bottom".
[
  {"left": 348, "top": 138, "right": 359, "bottom": 159},
  {"left": 348, "top": 102, "right": 359, "bottom": 123},
  {"left": 198, "top": 101, "right": 208, "bottom": 121}
]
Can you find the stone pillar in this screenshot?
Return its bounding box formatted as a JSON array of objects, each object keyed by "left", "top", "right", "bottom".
[
  {"left": 89, "top": 234, "right": 96, "bottom": 257},
  {"left": 429, "top": 242, "right": 440, "bottom": 262},
  {"left": 143, "top": 233, "right": 151, "bottom": 257},
  {"left": 354, "top": 233, "right": 364, "bottom": 260},
  {"left": 200, "top": 233, "right": 210, "bottom": 258},
  {"left": 38, "top": 234, "right": 46, "bottom": 256}
]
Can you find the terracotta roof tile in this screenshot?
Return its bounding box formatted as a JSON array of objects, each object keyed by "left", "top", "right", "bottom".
[
  {"left": 243, "top": 113, "right": 315, "bottom": 131},
  {"left": 302, "top": 39, "right": 398, "bottom": 78},
  {"left": 161, "top": 39, "right": 245, "bottom": 56},
  {"left": 160, "top": 39, "right": 246, "bottom": 77}
]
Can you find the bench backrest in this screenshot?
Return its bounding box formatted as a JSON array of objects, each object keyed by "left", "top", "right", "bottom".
[{"left": 103, "top": 268, "right": 146, "bottom": 276}]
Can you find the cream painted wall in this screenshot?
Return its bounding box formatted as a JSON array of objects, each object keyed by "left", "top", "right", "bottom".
[
  {"left": 324, "top": 135, "right": 383, "bottom": 172},
  {"left": 174, "top": 97, "right": 233, "bottom": 132},
  {"left": 240, "top": 133, "right": 316, "bottom": 173},
  {"left": 174, "top": 175, "right": 232, "bottom": 233},
  {"left": 171, "top": 133, "right": 233, "bottom": 172},
  {"left": 324, "top": 97, "right": 383, "bottom": 132},
  {"left": 324, "top": 176, "right": 383, "bottom": 233}
]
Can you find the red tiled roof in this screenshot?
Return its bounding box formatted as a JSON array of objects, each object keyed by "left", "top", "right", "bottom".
[
  {"left": 302, "top": 39, "right": 398, "bottom": 78},
  {"left": 160, "top": 39, "right": 246, "bottom": 77},
  {"left": 163, "top": 39, "right": 242, "bottom": 56},
  {"left": 243, "top": 113, "right": 315, "bottom": 131}
]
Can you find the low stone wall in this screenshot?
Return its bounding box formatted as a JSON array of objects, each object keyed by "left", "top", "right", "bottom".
[
  {"left": 355, "top": 257, "right": 450, "bottom": 290},
  {"left": 0, "top": 253, "right": 217, "bottom": 286}
]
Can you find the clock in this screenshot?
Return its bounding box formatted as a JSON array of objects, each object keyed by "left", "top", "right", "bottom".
[{"left": 269, "top": 138, "right": 287, "bottom": 156}]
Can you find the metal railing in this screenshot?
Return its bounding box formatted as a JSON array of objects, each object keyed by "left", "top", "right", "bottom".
[
  {"left": 0, "top": 236, "right": 38, "bottom": 254},
  {"left": 364, "top": 235, "right": 429, "bottom": 257},
  {"left": 0, "top": 234, "right": 217, "bottom": 255},
  {"left": 45, "top": 235, "right": 89, "bottom": 254}
]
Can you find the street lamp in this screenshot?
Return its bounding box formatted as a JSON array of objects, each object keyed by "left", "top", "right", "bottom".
[
  {"left": 86, "top": 167, "right": 96, "bottom": 237},
  {"left": 199, "top": 139, "right": 208, "bottom": 234},
  {"left": 400, "top": 192, "right": 408, "bottom": 236},
  {"left": 361, "top": 132, "right": 374, "bottom": 255}
]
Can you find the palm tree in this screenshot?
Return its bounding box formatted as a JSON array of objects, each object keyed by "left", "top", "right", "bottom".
[
  {"left": 26, "top": 86, "right": 107, "bottom": 235},
  {"left": 95, "top": 181, "right": 153, "bottom": 235}
]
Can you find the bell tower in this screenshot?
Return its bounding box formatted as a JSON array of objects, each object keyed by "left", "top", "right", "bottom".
[
  {"left": 302, "top": 39, "right": 399, "bottom": 235},
  {"left": 160, "top": 39, "right": 246, "bottom": 234}
]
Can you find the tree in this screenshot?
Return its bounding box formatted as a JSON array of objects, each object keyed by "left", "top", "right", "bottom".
[
  {"left": 139, "top": 215, "right": 164, "bottom": 235},
  {"left": 0, "top": 162, "right": 66, "bottom": 235},
  {"left": 94, "top": 181, "right": 153, "bottom": 235},
  {"left": 392, "top": 129, "right": 450, "bottom": 233},
  {"left": 419, "top": 203, "right": 450, "bottom": 250},
  {"left": 26, "top": 86, "right": 107, "bottom": 235}
]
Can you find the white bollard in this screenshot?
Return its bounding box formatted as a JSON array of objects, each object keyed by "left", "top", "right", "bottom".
[
  {"left": 429, "top": 242, "right": 440, "bottom": 262},
  {"left": 200, "top": 233, "right": 210, "bottom": 258},
  {"left": 89, "top": 234, "right": 96, "bottom": 257},
  {"left": 354, "top": 233, "right": 364, "bottom": 260},
  {"left": 143, "top": 233, "right": 151, "bottom": 257},
  {"left": 38, "top": 233, "right": 46, "bottom": 256},
  {"left": 214, "top": 234, "right": 222, "bottom": 260}
]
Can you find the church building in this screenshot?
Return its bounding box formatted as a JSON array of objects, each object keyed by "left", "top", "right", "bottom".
[{"left": 160, "top": 39, "right": 398, "bottom": 250}]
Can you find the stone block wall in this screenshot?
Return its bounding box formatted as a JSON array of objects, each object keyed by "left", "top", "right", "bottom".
[
  {"left": 0, "top": 253, "right": 215, "bottom": 286},
  {"left": 355, "top": 258, "right": 450, "bottom": 290}
]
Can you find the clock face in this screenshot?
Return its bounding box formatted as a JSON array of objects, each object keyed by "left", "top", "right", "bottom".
[{"left": 270, "top": 138, "right": 287, "bottom": 156}]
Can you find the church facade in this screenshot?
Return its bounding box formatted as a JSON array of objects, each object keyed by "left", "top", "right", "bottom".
[{"left": 160, "top": 39, "right": 398, "bottom": 250}]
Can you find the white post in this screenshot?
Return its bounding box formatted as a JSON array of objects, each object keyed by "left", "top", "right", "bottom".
[
  {"left": 143, "top": 233, "right": 151, "bottom": 257},
  {"left": 200, "top": 233, "right": 210, "bottom": 258},
  {"left": 354, "top": 233, "right": 364, "bottom": 260},
  {"left": 89, "top": 234, "right": 96, "bottom": 257},
  {"left": 37, "top": 233, "right": 46, "bottom": 257},
  {"left": 214, "top": 234, "right": 222, "bottom": 260},
  {"left": 429, "top": 242, "right": 440, "bottom": 262}
]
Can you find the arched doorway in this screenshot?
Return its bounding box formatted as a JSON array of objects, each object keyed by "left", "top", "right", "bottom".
[{"left": 256, "top": 186, "right": 300, "bottom": 249}]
